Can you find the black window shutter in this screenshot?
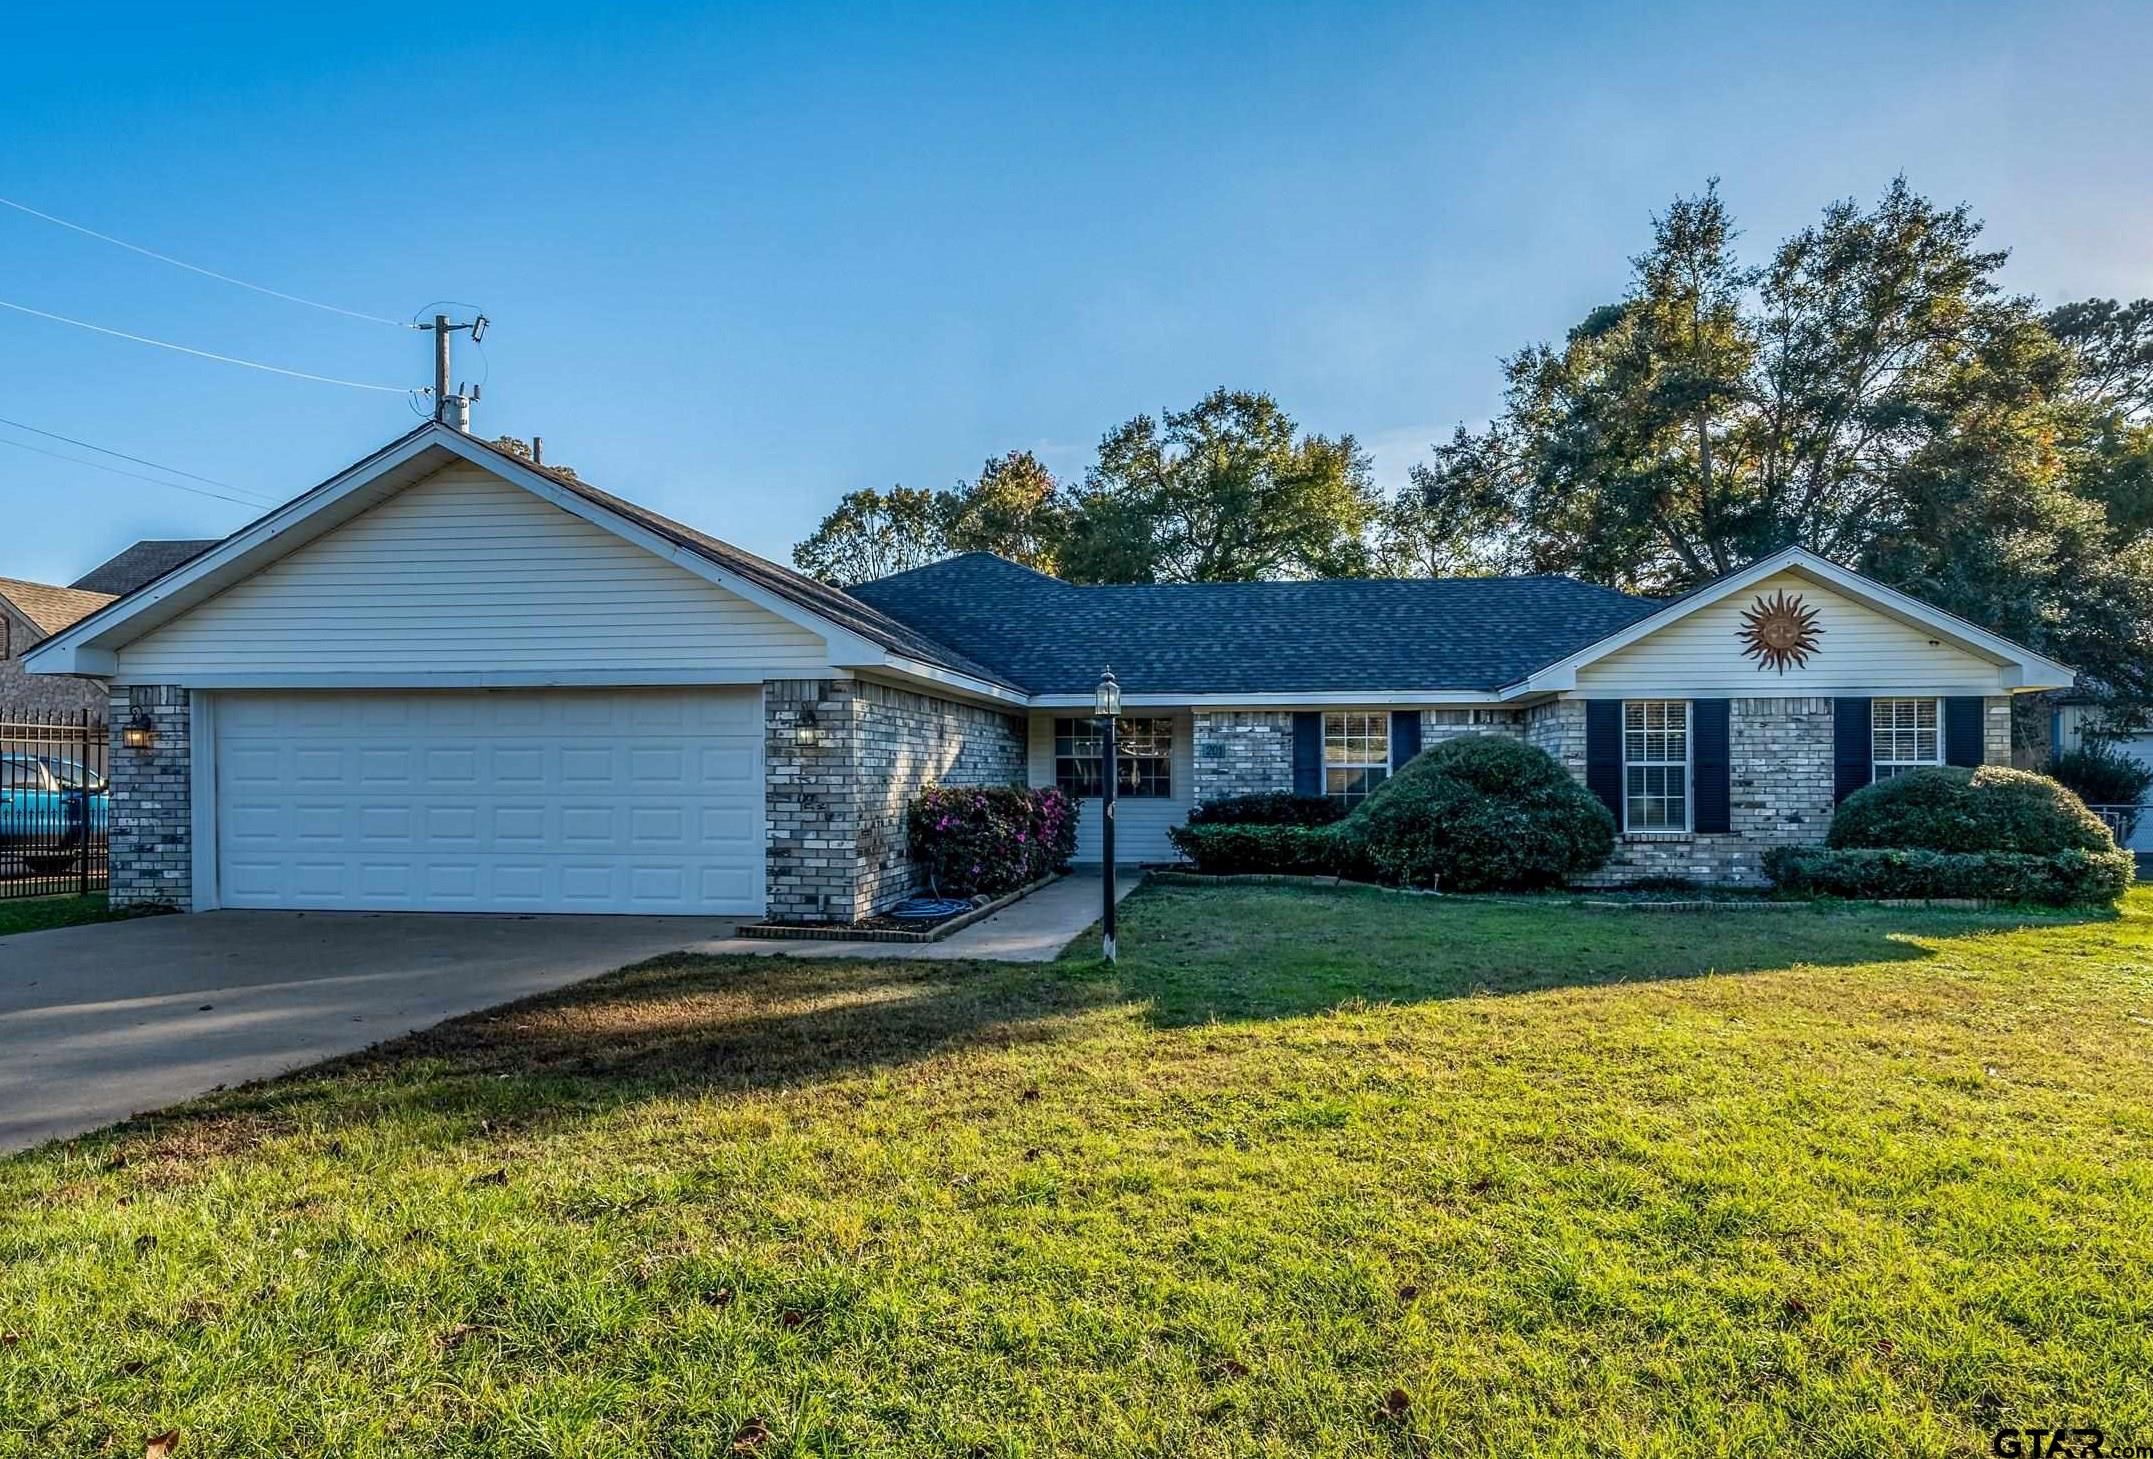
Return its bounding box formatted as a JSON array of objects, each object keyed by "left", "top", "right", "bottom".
[
  {"left": 1833, "top": 697, "right": 1873, "bottom": 804},
  {"left": 1389, "top": 710, "right": 1421, "bottom": 769},
  {"left": 1944, "top": 697, "right": 1985, "bottom": 767},
  {"left": 1292, "top": 711, "right": 1323, "bottom": 797},
  {"left": 1585, "top": 700, "right": 1624, "bottom": 827},
  {"left": 1692, "top": 698, "right": 1731, "bottom": 834}
]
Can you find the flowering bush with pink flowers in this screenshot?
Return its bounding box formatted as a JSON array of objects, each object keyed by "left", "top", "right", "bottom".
[{"left": 908, "top": 784, "right": 1078, "bottom": 897}]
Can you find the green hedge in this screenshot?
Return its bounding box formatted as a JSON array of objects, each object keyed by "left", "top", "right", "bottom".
[
  {"left": 1762, "top": 845, "right": 2135, "bottom": 905},
  {"left": 1829, "top": 765, "right": 2114, "bottom": 855},
  {"left": 1165, "top": 822, "right": 1343, "bottom": 876},
  {"left": 1186, "top": 792, "right": 1346, "bottom": 828}
]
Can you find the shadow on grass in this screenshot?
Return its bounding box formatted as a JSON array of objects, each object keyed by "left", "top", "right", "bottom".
[
  {"left": 1083, "top": 880, "right": 2119, "bottom": 1028},
  {"left": 83, "top": 880, "right": 2117, "bottom": 1164}
]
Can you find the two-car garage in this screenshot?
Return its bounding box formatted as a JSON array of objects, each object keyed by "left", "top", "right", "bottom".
[{"left": 207, "top": 688, "right": 764, "bottom": 915}]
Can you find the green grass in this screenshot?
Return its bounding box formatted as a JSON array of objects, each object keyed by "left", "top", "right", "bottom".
[
  {"left": 0, "top": 894, "right": 143, "bottom": 939},
  {"left": 5, "top": 886, "right": 2152, "bottom": 1457}
]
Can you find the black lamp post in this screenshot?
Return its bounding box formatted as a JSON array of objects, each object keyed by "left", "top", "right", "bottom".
[{"left": 1095, "top": 666, "right": 1121, "bottom": 963}]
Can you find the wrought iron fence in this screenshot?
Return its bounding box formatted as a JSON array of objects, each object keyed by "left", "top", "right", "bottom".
[
  {"left": 2087, "top": 803, "right": 2143, "bottom": 846},
  {"left": 0, "top": 713, "right": 108, "bottom": 901}
]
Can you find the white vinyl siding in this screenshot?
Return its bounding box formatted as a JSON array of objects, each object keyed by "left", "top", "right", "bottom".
[
  {"left": 1623, "top": 700, "right": 1690, "bottom": 832},
  {"left": 1028, "top": 711, "right": 1193, "bottom": 862},
  {"left": 116, "top": 463, "right": 827, "bottom": 681},
  {"left": 1574, "top": 571, "right": 2003, "bottom": 696},
  {"left": 211, "top": 688, "right": 763, "bottom": 914},
  {"left": 1871, "top": 697, "right": 1943, "bottom": 779}
]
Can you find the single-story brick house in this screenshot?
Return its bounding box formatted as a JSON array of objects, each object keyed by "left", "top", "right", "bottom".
[
  {"left": 1, "top": 577, "right": 115, "bottom": 718},
  {"left": 26, "top": 421, "right": 2076, "bottom": 918}
]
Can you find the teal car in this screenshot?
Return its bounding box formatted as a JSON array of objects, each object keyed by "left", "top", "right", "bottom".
[{"left": 1, "top": 753, "right": 108, "bottom": 873}]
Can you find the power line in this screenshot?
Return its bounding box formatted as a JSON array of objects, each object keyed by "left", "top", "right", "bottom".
[
  {"left": 0, "top": 432, "right": 270, "bottom": 509},
  {"left": 0, "top": 296, "right": 415, "bottom": 392},
  {"left": 0, "top": 193, "right": 410, "bottom": 328},
  {"left": 0, "top": 413, "right": 271, "bottom": 501}
]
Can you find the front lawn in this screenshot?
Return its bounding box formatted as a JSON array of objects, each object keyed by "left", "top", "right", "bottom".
[{"left": 4, "top": 886, "right": 2151, "bottom": 1456}]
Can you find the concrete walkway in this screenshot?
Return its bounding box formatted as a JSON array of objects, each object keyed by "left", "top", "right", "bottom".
[
  {"left": 0, "top": 911, "right": 729, "bottom": 1153},
  {"left": 686, "top": 868, "right": 1142, "bottom": 962}
]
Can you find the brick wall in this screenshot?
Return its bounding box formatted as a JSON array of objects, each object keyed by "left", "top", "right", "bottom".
[
  {"left": 107, "top": 684, "right": 191, "bottom": 909},
  {"left": 1, "top": 605, "right": 106, "bottom": 718},
  {"left": 853, "top": 681, "right": 1027, "bottom": 914},
  {"left": 1984, "top": 696, "right": 2013, "bottom": 766},
  {"left": 1191, "top": 711, "right": 1295, "bottom": 805},
  {"left": 764, "top": 678, "right": 1024, "bottom": 922},
  {"left": 1570, "top": 696, "right": 1836, "bottom": 887}
]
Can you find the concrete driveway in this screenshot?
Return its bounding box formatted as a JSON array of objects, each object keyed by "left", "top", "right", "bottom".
[{"left": 0, "top": 911, "right": 728, "bottom": 1154}]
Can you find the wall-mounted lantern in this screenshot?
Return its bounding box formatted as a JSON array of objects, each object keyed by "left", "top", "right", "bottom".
[{"left": 121, "top": 713, "right": 155, "bottom": 750}]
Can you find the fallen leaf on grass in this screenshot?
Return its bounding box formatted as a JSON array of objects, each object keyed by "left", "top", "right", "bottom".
[
  {"left": 1397, "top": 1284, "right": 1420, "bottom": 1303},
  {"left": 1376, "top": 1388, "right": 1411, "bottom": 1422},
  {"left": 145, "top": 1431, "right": 179, "bottom": 1458},
  {"left": 702, "top": 1287, "right": 735, "bottom": 1308},
  {"left": 731, "top": 1417, "right": 772, "bottom": 1452}
]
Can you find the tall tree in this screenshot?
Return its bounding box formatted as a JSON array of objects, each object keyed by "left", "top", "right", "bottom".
[
  {"left": 1372, "top": 427, "right": 1516, "bottom": 577},
  {"left": 1422, "top": 178, "right": 2153, "bottom": 703},
  {"left": 1064, "top": 388, "right": 1380, "bottom": 582},
  {"left": 791, "top": 486, "right": 948, "bottom": 586},
  {"left": 941, "top": 450, "right": 1066, "bottom": 572}
]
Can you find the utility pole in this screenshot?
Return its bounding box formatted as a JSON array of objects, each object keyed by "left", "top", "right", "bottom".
[{"left": 422, "top": 312, "right": 487, "bottom": 430}]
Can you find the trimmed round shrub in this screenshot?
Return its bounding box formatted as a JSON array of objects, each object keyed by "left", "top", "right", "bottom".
[
  {"left": 1828, "top": 765, "right": 2115, "bottom": 855},
  {"left": 1186, "top": 792, "right": 1346, "bottom": 828},
  {"left": 1339, "top": 734, "right": 1615, "bottom": 892}
]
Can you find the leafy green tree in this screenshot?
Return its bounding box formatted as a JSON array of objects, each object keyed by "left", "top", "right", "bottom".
[
  {"left": 1372, "top": 428, "right": 1515, "bottom": 577},
  {"left": 791, "top": 485, "right": 948, "bottom": 586},
  {"left": 1421, "top": 178, "right": 2153, "bottom": 703},
  {"left": 1064, "top": 389, "right": 1380, "bottom": 582},
  {"left": 941, "top": 450, "right": 1066, "bottom": 572}
]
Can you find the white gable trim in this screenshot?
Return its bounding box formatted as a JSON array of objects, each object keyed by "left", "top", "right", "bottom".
[
  {"left": 1497, "top": 546, "right": 2076, "bottom": 697},
  {"left": 24, "top": 424, "right": 901, "bottom": 678}
]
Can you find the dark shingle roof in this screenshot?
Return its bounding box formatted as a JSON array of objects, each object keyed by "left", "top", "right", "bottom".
[
  {"left": 463, "top": 435, "right": 1013, "bottom": 688},
  {"left": 0, "top": 578, "right": 117, "bottom": 639},
  {"left": 71, "top": 540, "right": 221, "bottom": 596},
  {"left": 846, "top": 553, "right": 1663, "bottom": 695}
]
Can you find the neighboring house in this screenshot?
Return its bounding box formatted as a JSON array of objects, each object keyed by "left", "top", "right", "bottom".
[
  {"left": 70, "top": 539, "right": 222, "bottom": 597},
  {"left": 2052, "top": 696, "right": 2153, "bottom": 853},
  {"left": 26, "top": 421, "right": 2076, "bottom": 917},
  {"left": 0, "top": 578, "right": 115, "bottom": 718}
]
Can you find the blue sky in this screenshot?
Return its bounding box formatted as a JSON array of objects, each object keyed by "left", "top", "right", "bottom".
[{"left": 3, "top": 1, "right": 2149, "bottom": 586}]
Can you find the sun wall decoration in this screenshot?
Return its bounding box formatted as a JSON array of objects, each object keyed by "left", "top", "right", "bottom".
[{"left": 1738, "top": 589, "right": 1823, "bottom": 673}]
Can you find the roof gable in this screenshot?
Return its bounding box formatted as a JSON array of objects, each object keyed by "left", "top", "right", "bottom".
[
  {"left": 1508, "top": 546, "right": 2075, "bottom": 694},
  {"left": 27, "top": 425, "right": 1014, "bottom": 694},
  {"left": 0, "top": 578, "right": 116, "bottom": 639}
]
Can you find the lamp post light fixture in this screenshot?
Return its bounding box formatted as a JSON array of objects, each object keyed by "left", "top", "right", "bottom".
[{"left": 1095, "top": 666, "right": 1121, "bottom": 963}]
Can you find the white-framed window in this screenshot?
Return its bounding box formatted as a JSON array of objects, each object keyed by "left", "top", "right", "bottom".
[
  {"left": 1623, "top": 700, "right": 1690, "bottom": 831},
  {"left": 1054, "top": 717, "right": 1173, "bottom": 798},
  {"left": 1323, "top": 711, "right": 1391, "bottom": 807},
  {"left": 1872, "top": 698, "right": 1942, "bottom": 779}
]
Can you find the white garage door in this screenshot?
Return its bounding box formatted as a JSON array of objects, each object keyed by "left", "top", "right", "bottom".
[{"left": 213, "top": 689, "right": 763, "bottom": 914}]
